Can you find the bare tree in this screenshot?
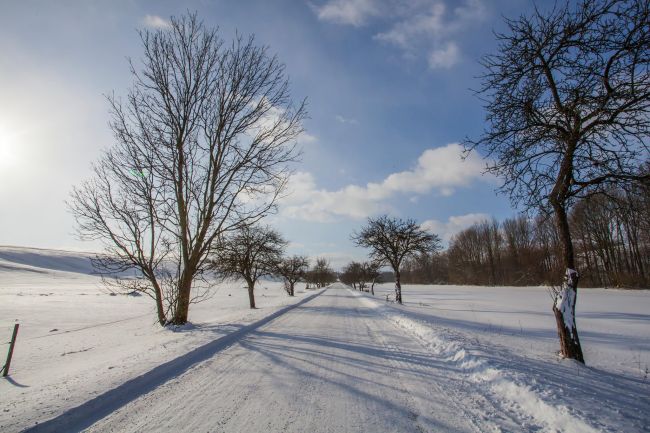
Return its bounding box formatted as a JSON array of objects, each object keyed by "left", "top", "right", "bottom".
[
  {"left": 352, "top": 215, "right": 441, "bottom": 304},
  {"left": 212, "top": 225, "right": 286, "bottom": 308},
  {"left": 340, "top": 261, "right": 381, "bottom": 294},
  {"left": 341, "top": 261, "right": 364, "bottom": 290},
  {"left": 571, "top": 186, "right": 650, "bottom": 288},
  {"left": 338, "top": 264, "right": 355, "bottom": 288},
  {"left": 466, "top": 0, "right": 650, "bottom": 361},
  {"left": 305, "top": 258, "right": 336, "bottom": 288},
  {"left": 276, "top": 255, "right": 309, "bottom": 296},
  {"left": 69, "top": 13, "right": 305, "bottom": 325},
  {"left": 363, "top": 261, "right": 382, "bottom": 295}
]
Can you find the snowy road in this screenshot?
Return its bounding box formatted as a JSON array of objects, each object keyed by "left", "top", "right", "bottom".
[{"left": 32, "top": 284, "right": 515, "bottom": 433}]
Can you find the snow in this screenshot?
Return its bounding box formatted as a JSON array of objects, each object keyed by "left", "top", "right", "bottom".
[
  {"left": 370, "top": 282, "right": 650, "bottom": 377},
  {"left": 0, "top": 246, "right": 320, "bottom": 432},
  {"left": 363, "top": 283, "right": 650, "bottom": 432},
  {"left": 1, "top": 246, "right": 649, "bottom": 432},
  {"left": 555, "top": 268, "right": 579, "bottom": 337},
  {"left": 0, "top": 246, "right": 100, "bottom": 275}
]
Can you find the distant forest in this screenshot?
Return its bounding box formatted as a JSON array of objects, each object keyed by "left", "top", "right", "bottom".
[{"left": 400, "top": 187, "right": 650, "bottom": 289}]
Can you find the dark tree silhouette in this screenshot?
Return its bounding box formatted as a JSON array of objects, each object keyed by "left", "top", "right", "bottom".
[
  {"left": 362, "top": 261, "right": 382, "bottom": 295},
  {"left": 212, "top": 225, "right": 286, "bottom": 309},
  {"left": 352, "top": 215, "right": 440, "bottom": 304},
  {"left": 340, "top": 262, "right": 364, "bottom": 290},
  {"left": 466, "top": 0, "right": 650, "bottom": 362},
  {"left": 340, "top": 261, "right": 381, "bottom": 294},
  {"left": 305, "top": 258, "right": 337, "bottom": 288},
  {"left": 69, "top": 14, "right": 305, "bottom": 325},
  {"left": 276, "top": 255, "right": 309, "bottom": 296}
]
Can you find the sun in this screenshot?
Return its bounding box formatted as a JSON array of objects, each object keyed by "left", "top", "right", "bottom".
[{"left": 0, "top": 123, "right": 20, "bottom": 168}]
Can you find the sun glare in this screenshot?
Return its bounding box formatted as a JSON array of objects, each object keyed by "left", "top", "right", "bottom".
[{"left": 0, "top": 124, "right": 20, "bottom": 168}]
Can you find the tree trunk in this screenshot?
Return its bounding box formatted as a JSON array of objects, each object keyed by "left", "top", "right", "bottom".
[
  {"left": 289, "top": 282, "right": 295, "bottom": 296},
  {"left": 171, "top": 276, "right": 192, "bottom": 325},
  {"left": 247, "top": 278, "right": 256, "bottom": 309},
  {"left": 152, "top": 280, "right": 167, "bottom": 326},
  {"left": 370, "top": 279, "right": 375, "bottom": 296},
  {"left": 551, "top": 201, "right": 585, "bottom": 363},
  {"left": 394, "top": 269, "right": 402, "bottom": 304}
]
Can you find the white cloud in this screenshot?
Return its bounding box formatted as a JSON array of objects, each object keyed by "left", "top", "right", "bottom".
[
  {"left": 454, "top": 0, "right": 487, "bottom": 22},
  {"left": 280, "top": 142, "right": 489, "bottom": 222},
  {"left": 374, "top": 3, "right": 447, "bottom": 50},
  {"left": 421, "top": 212, "right": 490, "bottom": 242},
  {"left": 317, "top": 0, "right": 487, "bottom": 70},
  {"left": 428, "top": 41, "right": 459, "bottom": 69},
  {"left": 142, "top": 14, "right": 172, "bottom": 30},
  {"left": 249, "top": 99, "right": 317, "bottom": 145},
  {"left": 313, "top": 0, "right": 379, "bottom": 26},
  {"left": 287, "top": 241, "right": 305, "bottom": 250},
  {"left": 377, "top": 1, "right": 482, "bottom": 70},
  {"left": 335, "top": 114, "right": 359, "bottom": 125},
  {"left": 281, "top": 172, "right": 390, "bottom": 222},
  {"left": 298, "top": 131, "right": 318, "bottom": 144}
]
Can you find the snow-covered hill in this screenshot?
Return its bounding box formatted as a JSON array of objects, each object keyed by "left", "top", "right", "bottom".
[{"left": 0, "top": 246, "right": 98, "bottom": 275}]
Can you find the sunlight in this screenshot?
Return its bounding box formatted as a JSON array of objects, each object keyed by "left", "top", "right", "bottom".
[{"left": 0, "top": 123, "right": 20, "bottom": 168}]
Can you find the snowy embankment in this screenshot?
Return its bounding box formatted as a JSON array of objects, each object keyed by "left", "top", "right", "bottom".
[
  {"left": 353, "top": 284, "right": 650, "bottom": 433},
  {"left": 0, "top": 246, "right": 321, "bottom": 433}
]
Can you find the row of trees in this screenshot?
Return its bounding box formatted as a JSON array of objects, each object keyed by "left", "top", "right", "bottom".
[
  {"left": 401, "top": 186, "right": 649, "bottom": 288},
  {"left": 304, "top": 258, "right": 338, "bottom": 288},
  {"left": 339, "top": 261, "right": 381, "bottom": 295},
  {"left": 571, "top": 187, "right": 650, "bottom": 289},
  {"left": 212, "top": 224, "right": 336, "bottom": 308}
]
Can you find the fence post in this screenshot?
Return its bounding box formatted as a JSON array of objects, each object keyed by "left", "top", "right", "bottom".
[{"left": 2, "top": 323, "right": 19, "bottom": 377}]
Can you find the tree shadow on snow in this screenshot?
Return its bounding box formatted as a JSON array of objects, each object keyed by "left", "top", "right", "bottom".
[
  {"left": 2, "top": 375, "right": 29, "bottom": 388},
  {"left": 23, "top": 290, "right": 326, "bottom": 433}
]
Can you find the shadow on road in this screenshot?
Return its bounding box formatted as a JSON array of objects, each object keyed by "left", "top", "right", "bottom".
[{"left": 24, "top": 289, "right": 326, "bottom": 433}]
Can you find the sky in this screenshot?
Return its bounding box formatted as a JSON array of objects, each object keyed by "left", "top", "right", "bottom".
[{"left": 0, "top": 0, "right": 535, "bottom": 268}]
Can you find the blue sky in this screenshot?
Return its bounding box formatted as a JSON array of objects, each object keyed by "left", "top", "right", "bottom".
[{"left": 0, "top": 0, "right": 532, "bottom": 268}]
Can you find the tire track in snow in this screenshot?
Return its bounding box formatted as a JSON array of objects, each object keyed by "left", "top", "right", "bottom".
[
  {"left": 355, "top": 297, "right": 526, "bottom": 433},
  {"left": 350, "top": 289, "right": 601, "bottom": 433},
  {"left": 355, "top": 302, "right": 490, "bottom": 433}
]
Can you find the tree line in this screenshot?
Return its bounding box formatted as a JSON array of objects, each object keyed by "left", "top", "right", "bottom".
[
  {"left": 400, "top": 185, "right": 649, "bottom": 288},
  {"left": 212, "top": 224, "right": 336, "bottom": 307}
]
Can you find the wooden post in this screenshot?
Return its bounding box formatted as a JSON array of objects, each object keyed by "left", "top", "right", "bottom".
[{"left": 2, "top": 323, "right": 19, "bottom": 377}]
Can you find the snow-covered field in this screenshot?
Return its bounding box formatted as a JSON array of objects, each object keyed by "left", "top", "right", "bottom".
[
  {"left": 1, "top": 246, "right": 649, "bottom": 432},
  {"left": 370, "top": 283, "right": 650, "bottom": 378},
  {"left": 361, "top": 283, "right": 650, "bottom": 432},
  {"left": 0, "top": 246, "right": 319, "bottom": 432}
]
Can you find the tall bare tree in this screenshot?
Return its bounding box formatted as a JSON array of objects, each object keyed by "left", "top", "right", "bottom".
[
  {"left": 352, "top": 215, "right": 440, "bottom": 304},
  {"left": 69, "top": 13, "right": 305, "bottom": 325},
  {"left": 466, "top": 0, "right": 650, "bottom": 361},
  {"left": 212, "top": 225, "right": 286, "bottom": 308},
  {"left": 276, "top": 255, "right": 309, "bottom": 296}
]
